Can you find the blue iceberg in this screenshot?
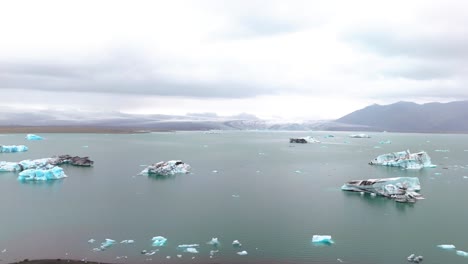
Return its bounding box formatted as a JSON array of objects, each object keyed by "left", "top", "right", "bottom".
[
  {"left": 26, "top": 134, "right": 43, "bottom": 140},
  {"left": 140, "top": 160, "right": 190, "bottom": 176},
  {"left": 312, "top": 235, "right": 334, "bottom": 244},
  {"left": 369, "top": 150, "right": 435, "bottom": 169},
  {"left": 0, "top": 145, "right": 28, "bottom": 153},
  {"left": 18, "top": 167, "right": 67, "bottom": 181},
  {"left": 152, "top": 236, "right": 167, "bottom": 247},
  {"left": 207, "top": 237, "right": 219, "bottom": 246}
]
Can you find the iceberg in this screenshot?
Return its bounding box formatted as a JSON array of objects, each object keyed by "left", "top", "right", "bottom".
[
  {"left": 120, "top": 240, "right": 134, "bottom": 244},
  {"left": 0, "top": 161, "right": 21, "bottom": 172},
  {"left": 232, "top": 240, "right": 242, "bottom": 247},
  {"left": 185, "top": 248, "right": 198, "bottom": 254},
  {"left": 341, "top": 177, "right": 423, "bottom": 203},
  {"left": 88, "top": 239, "right": 96, "bottom": 243},
  {"left": 349, "top": 134, "right": 370, "bottom": 138},
  {"left": 0, "top": 145, "right": 28, "bottom": 153},
  {"left": 437, "top": 244, "right": 456, "bottom": 250},
  {"left": 369, "top": 150, "right": 434, "bottom": 169},
  {"left": 379, "top": 140, "right": 392, "bottom": 144},
  {"left": 26, "top": 134, "right": 43, "bottom": 140},
  {"left": 207, "top": 237, "right": 219, "bottom": 246},
  {"left": 237, "top": 251, "right": 248, "bottom": 255},
  {"left": 289, "top": 137, "right": 320, "bottom": 144},
  {"left": 97, "top": 239, "right": 116, "bottom": 251},
  {"left": 312, "top": 235, "right": 334, "bottom": 244},
  {"left": 18, "top": 167, "right": 67, "bottom": 181},
  {"left": 177, "top": 244, "right": 199, "bottom": 248},
  {"left": 457, "top": 250, "right": 468, "bottom": 257},
  {"left": 151, "top": 236, "right": 167, "bottom": 247},
  {"left": 0, "top": 155, "right": 94, "bottom": 173},
  {"left": 140, "top": 160, "right": 190, "bottom": 176}
]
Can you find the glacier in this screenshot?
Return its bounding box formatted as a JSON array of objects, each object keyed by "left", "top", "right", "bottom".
[
  {"left": 341, "top": 177, "right": 424, "bottom": 203},
  {"left": 0, "top": 145, "right": 28, "bottom": 153},
  {"left": 26, "top": 134, "right": 43, "bottom": 140},
  {"left": 140, "top": 160, "right": 190, "bottom": 176},
  {"left": 18, "top": 167, "right": 67, "bottom": 181},
  {"left": 369, "top": 150, "right": 435, "bottom": 169}
]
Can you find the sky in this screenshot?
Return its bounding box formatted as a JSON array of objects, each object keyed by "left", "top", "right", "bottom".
[{"left": 1, "top": 0, "right": 467, "bottom": 120}]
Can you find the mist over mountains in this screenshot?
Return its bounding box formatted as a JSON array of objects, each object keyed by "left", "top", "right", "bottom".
[{"left": 1, "top": 100, "right": 468, "bottom": 133}]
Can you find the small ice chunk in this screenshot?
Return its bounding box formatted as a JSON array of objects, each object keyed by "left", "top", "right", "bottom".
[
  {"left": 413, "top": 256, "right": 423, "bottom": 263},
  {"left": 88, "top": 239, "right": 96, "bottom": 243},
  {"left": 237, "top": 251, "right": 248, "bottom": 255},
  {"left": 210, "top": 250, "right": 219, "bottom": 256},
  {"left": 295, "top": 170, "right": 302, "bottom": 174},
  {"left": 212, "top": 170, "right": 218, "bottom": 173},
  {"left": 1, "top": 249, "right": 6, "bottom": 253},
  {"left": 100, "top": 239, "right": 116, "bottom": 250},
  {"left": 185, "top": 247, "right": 198, "bottom": 254},
  {"left": 437, "top": 244, "right": 455, "bottom": 249},
  {"left": 120, "top": 240, "right": 134, "bottom": 244},
  {"left": 407, "top": 254, "right": 415, "bottom": 261},
  {"left": 370, "top": 193, "right": 377, "bottom": 197},
  {"left": 207, "top": 237, "right": 219, "bottom": 246},
  {"left": 232, "top": 240, "right": 242, "bottom": 247},
  {"left": 232, "top": 194, "right": 240, "bottom": 198},
  {"left": 152, "top": 236, "right": 167, "bottom": 247},
  {"left": 456, "top": 250, "right": 468, "bottom": 257},
  {"left": 26, "top": 134, "right": 43, "bottom": 140},
  {"left": 177, "top": 244, "right": 199, "bottom": 248},
  {"left": 166, "top": 256, "right": 171, "bottom": 259},
  {"left": 177, "top": 254, "right": 182, "bottom": 258},
  {"left": 463, "top": 176, "right": 468, "bottom": 179},
  {"left": 144, "top": 250, "right": 158, "bottom": 256},
  {"left": 312, "top": 235, "right": 334, "bottom": 244}
]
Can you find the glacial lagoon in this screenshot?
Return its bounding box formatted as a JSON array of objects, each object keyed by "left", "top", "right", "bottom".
[{"left": 0, "top": 131, "right": 468, "bottom": 264}]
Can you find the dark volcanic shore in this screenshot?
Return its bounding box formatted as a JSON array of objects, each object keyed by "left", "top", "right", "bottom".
[{"left": 0, "top": 126, "right": 171, "bottom": 134}]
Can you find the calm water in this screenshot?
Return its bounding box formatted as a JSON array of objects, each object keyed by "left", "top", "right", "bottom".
[{"left": 0, "top": 131, "right": 468, "bottom": 264}]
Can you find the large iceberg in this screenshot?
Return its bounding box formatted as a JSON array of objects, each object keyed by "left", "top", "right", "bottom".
[
  {"left": 369, "top": 150, "right": 435, "bottom": 169},
  {"left": 140, "top": 160, "right": 190, "bottom": 176},
  {"left": 341, "top": 177, "right": 424, "bottom": 203},
  {"left": 0, "top": 155, "right": 94, "bottom": 172},
  {"left": 26, "top": 134, "right": 43, "bottom": 140},
  {"left": 18, "top": 167, "right": 67, "bottom": 181},
  {"left": 0, "top": 145, "right": 28, "bottom": 153}
]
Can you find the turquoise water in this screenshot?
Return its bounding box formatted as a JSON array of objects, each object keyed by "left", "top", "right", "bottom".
[{"left": 0, "top": 131, "right": 467, "bottom": 264}]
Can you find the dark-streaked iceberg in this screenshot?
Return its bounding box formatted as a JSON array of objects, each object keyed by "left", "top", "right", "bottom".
[
  {"left": 341, "top": 177, "right": 424, "bottom": 203},
  {"left": 140, "top": 160, "right": 190, "bottom": 176},
  {"left": 25, "top": 134, "right": 43, "bottom": 140},
  {"left": 289, "top": 136, "right": 320, "bottom": 143},
  {"left": 18, "top": 167, "right": 67, "bottom": 181},
  {"left": 0, "top": 145, "right": 28, "bottom": 153},
  {"left": 0, "top": 155, "right": 94, "bottom": 172},
  {"left": 369, "top": 149, "right": 435, "bottom": 169}
]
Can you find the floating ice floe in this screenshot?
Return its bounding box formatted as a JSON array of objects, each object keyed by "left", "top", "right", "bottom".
[
  {"left": 177, "top": 254, "right": 182, "bottom": 258},
  {"left": 289, "top": 136, "right": 320, "bottom": 143},
  {"left": 88, "top": 239, "right": 96, "bottom": 243},
  {"left": 349, "top": 134, "right": 370, "bottom": 138},
  {"left": 232, "top": 240, "right": 242, "bottom": 247},
  {"left": 457, "top": 250, "right": 468, "bottom": 257},
  {"left": 152, "top": 236, "right": 167, "bottom": 247},
  {"left": 379, "top": 140, "right": 392, "bottom": 144},
  {"left": 407, "top": 254, "right": 424, "bottom": 263},
  {"left": 140, "top": 160, "right": 191, "bottom": 176},
  {"left": 0, "top": 161, "right": 21, "bottom": 172},
  {"left": 437, "top": 244, "right": 456, "bottom": 250},
  {"left": 207, "top": 237, "right": 219, "bottom": 246},
  {"left": 342, "top": 177, "right": 423, "bottom": 203},
  {"left": 0, "top": 145, "right": 28, "bottom": 153},
  {"left": 369, "top": 150, "right": 435, "bottom": 169},
  {"left": 312, "top": 235, "right": 334, "bottom": 244},
  {"left": 434, "top": 149, "right": 450, "bottom": 152},
  {"left": 210, "top": 250, "right": 219, "bottom": 256},
  {"left": 142, "top": 249, "right": 158, "bottom": 256},
  {"left": 232, "top": 194, "right": 240, "bottom": 198},
  {"left": 237, "top": 251, "right": 248, "bottom": 255},
  {"left": 177, "top": 244, "right": 199, "bottom": 248},
  {"left": 93, "top": 239, "right": 116, "bottom": 251},
  {"left": 120, "top": 240, "right": 135, "bottom": 244},
  {"left": 26, "top": 134, "right": 43, "bottom": 140},
  {"left": 0, "top": 155, "right": 94, "bottom": 172},
  {"left": 185, "top": 248, "right": 198, "bottom": 254},
  {"left": 18, "top": 167, "right": 67, "bottom": 181},
  {"left": 324, "top": 135, "right": 334, "bottom": 138}
]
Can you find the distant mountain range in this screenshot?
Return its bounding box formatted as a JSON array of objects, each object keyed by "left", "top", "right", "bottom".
[
  {"left": 337, "top": 101, "right": 468, "bottom": 133},
  {"left": 1, "top": 100, "right": 467, "bottom": 133}
]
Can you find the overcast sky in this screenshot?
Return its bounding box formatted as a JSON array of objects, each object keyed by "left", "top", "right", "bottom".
[{"left": 1, "top": 0, "right": 467, "bottom": 120}]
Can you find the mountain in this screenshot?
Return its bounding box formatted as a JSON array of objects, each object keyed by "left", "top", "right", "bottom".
[{"left": 336, "top": 101, "right": 468, "bottom": 133}]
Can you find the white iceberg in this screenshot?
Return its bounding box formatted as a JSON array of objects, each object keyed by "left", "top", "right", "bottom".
[
  {"left": 437, "top": 244, "right": 456, "bottom": 250},
  {"left": 237, "top": 251, "right": 248, "bottom": 255},
  {"left": 0, "top": 161, "right": 21, "bottom": 172},
  {"left": 185, "top": 248, "right": 198, "bottom": 254},
  {"left": 140, "top": 160, "right": 191, "bottom": 176},
  {"left": 152, "top": 236, "right": 167, "bottom": 247},
  {"left": 342, "top": 177, "right": 423, "bottom": 203},
  {"left": 210, "top": 250, "right": 219, "bottom": 256},
  {"left": 457, "top": 250, "right": 468, "bottom": 257},
  {"left": 0, "top": 145, "right": 28, "bottom": 153},
  {"left": 26, "top": 134, "right": 43, "bottom": 140},
  {"left": 120, "top": 240, "right": 134, "bottom": 244},
  {"left": 177, "top": 244, "right": 199, "bottom": 248},
  {"left": 0, "top": 155, "right": 94, "bottom": 173},
  {"left": 207, "top": 237, "right": 219, "bottom": 246},
  {"left": 312, "top": 235, "right": 334, "bottom": 244},
  {"left": 349, "top": 134, "right": 370, "bottom": 138},
  {"left": 18, "top": 167, "right": 67, "bottom": 181},
  {"left": 232, "top": 240, "right": 242, "bottom": 247},
  {"left": 369, "top": 150, "right": 435, "bottom": 169},
  {"left": 88, "top": 239, "right": 96, "bottom": 243},
  {"left": 99, "top": 239, "right": 116, "bottom": 250}
]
